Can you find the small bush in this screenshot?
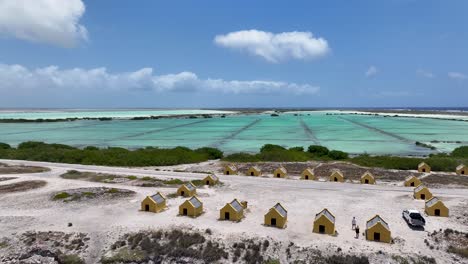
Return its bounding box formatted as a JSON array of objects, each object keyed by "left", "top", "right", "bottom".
[
  {"left": 57, "top": 254, "right": 85, "bottom": 264},
  {"left": 0, "top": 143, "right": 11, "bottom": 149},
  {"left": 328, "top": 150, "right": 349, "bottom": 160},
  {"left": 126, "top": 176, "right": 137, "bottom": 180},
  {"left": 54, "top": 192, "right": 71, "bottom": 200},
  {"left": 308, "top": 145, "right": 329, "bottom": 156}
]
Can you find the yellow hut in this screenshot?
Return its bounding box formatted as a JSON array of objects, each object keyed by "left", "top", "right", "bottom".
[
  {"left": 313, "top": 208, "right": 336, "bottom": 235},
  {"left": 247, "top": 166, "right": 262, "bottom": 176},
  {"left": 404, "top": 175, "right": 421, "bottom": 187},
  {"left": 220, "top": 199, "right": 245, "bottom": 221},
  {"left": 329, "top": 170, "right": 344, "bottom": 182},
  {"left": 365, "top": 215, "right": 391, "bottom": 243},
  {"left": 425, "top": 197, "right": 449, "bottom": 217},
  {"left": 264, "top": 203, "right": 287, "bottom": 228},
  {"left": 224, "top": 164, "right": 237, "bottom": 175},
  {"left": 418, "top": 162, "right": 431, "bottom": 173},
  {"left": 179, "top": 196, "right": 203, "bottom": 217},
  {"left": 203, "top": 174, "right": 219, "bottom": 186},
  {"left": 456, "top": 164, "right": 467, "bottom": 175},
  {"left": 273, "top": 167, "right": 287, "bottom": 178},
  {"left": 141, "top": 192, "right": 167, "bottom": 213},
  {"left": 301, "top": 168, "right": 315, "bottom": 180},
  {"left": 360, "top": 171, "right": 375, "bottom": 184},
  {"left": 413, "top": 185, "right": 433, "bottom": 200},
  {"left": 177, "top": 182, "right": 196, "bottom": 197}
]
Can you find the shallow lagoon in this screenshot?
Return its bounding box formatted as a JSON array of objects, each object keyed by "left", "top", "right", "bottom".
[{"left": 1, "top": 111, "right": 467, "bottom": 155}]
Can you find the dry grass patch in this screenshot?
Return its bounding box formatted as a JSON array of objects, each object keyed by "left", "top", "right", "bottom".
[
  {"left": 0, "top": 180, "right": 46, "bottom": 194},
  {"left": 422, "top": 173, "right": 468, "bottom": 188},
  {"left": 0, "top": 163, "right": 49, "bottom": 174},
  {"left": 0, "top": 177, "right": 16, "bottom": 182},
  {"left": 52, "top": 187, "right": 135, "bottom": 202}
]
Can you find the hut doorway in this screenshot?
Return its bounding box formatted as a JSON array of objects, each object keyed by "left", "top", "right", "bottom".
[
  {"left": 319, "top": 225, "right": 325, "bottom": 233},
  {"left": 206, "top": 180, "right": 210, "bottom": 185},
  {"left": 271, "top": 218, "right": 277, "bottom": 226},
  {"left": 226, "top": 171, "right": 230, "bottom": 175},
  {"left": 462, "top": 170, "right": 465, "bottom": 175},
  {"left": 224, "top": 212, "right": 230, "bottom": 220},
  {"left": 422, "top": 169, "right": 426, "bottom": 172},
  {"left": 435, "top": 209, "right": 440, "bottom": 216},
  {"left": 410, "top": 182, "right": 415, "bottom": 186},
  {"left": 277, "top": 173, "right": 280, "bottom": 178},
  {"left": 365, "top": 179, "right": 369, "bottom": 184},
  {"left": 421, "top": 194, "right": 426, "bottom": 200},
  {"left": 334, "top": 177, "right": 338, "bottom": 182},
  {"left": 145, "top": 205, "right": 149, "bottom": 211},
  {"left": 181, "top": 191, "right": 185, "bottom": 196},
  {"left": 251, "top": 172, "right": 254, "bottom": 176},
  {"left": 374, "top": 232, "right": 381, "bottom": 242},
  {"left": 305, "top": 175, "right": 309, "bottom": 180},
  {"left": 183, "top": 208, "right": 188, "bottom": 216}
]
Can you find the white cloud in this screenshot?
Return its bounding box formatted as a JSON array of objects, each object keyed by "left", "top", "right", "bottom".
[
  {"left": 448, "top": 72, "right": 467, "bottom": 81},
  {"left": 0, "top": 63, "right": 320, "bottom": 95},
  {"left": 365, "top": 66, "right": 378, "bottom": 77},
  {"left": 0, "top": 0, "right": 87, "bottom": 47},
  {"left": 214, "top": 29, "right": 330, "bottom": 63},
  {"left": 416, "top": 69, "right": 435, "bottom": 78}
]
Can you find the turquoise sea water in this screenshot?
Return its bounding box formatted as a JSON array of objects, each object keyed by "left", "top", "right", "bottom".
[{"left": 0, "top": 111, "right": 467, "bottom": 155}]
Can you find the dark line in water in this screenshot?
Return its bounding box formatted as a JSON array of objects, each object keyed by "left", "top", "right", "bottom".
[
  {"left": 108, "top": 119, "right": 212, "bottom": 141},
  {"left": 0, "top": 121, "right": 111, "bottom": 136},
  {"left": 299, "top": 118, "right": 320, "bottom": 145},
  {"left": 337, "top": 116, "right": 410, "bottom": 142},
  {"left": 210, "top": 119, "right": 261, "bottom": 148}
]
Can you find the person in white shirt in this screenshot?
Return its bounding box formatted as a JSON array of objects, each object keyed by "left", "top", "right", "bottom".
[{"left": 352, "top": 217, "right": 356, "bottom": 230}]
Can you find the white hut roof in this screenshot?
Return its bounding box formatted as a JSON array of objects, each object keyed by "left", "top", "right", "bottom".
[
  {"left": 151, "top": 193, "right": 165, "bottom": 204},
  {"left": 226, "top": 164, "right": 237, "bottom": 170},
  {"left": 273, "top": 203, "right": 287, "bottom": 217},
  {"left": 456, "top": 164, "right": 466, "bottom": 170},
  {"left": 184, "top": 182, "right": 196, "bottom": 191},
  {"left": 315, "top": 209, "right": 335, "bottom": 223},
  {"left": 230, "top": 199, "right": 243, "bottom": 212},
  {"left": 418, "top": 162, "right": 429, "bottom": 168},
  {"left": 303, "top": 168, "right": 314, "bottom": 174},
  {"left": 414, "top": 184, "right": 426, "bottom": 193},
  {"left": 250, "top": 166, "right": 261, "bottom": 171},
  {"left": 361, "top": 171, "right": 374, "bottom": 179},
  {"left": 331, "top": 169, "right": 343, "bottom": 176},
  {"left": 366, "top": 215, "right": 389, "bottom": 230},
  {"left": 189, "top": 196, "right": 202, "bottom": 208},
  {"left": 405, "top": 175, "right": 418, "bottom": 181},
  {"left": 276, "top": 167, "right": 287, "bottom": 173},
  {"left": 426, "top": 197, "right": 441, "bottom": 207},
  {"left": 209, "top": 174, "right": 218, "bottom": 181}
]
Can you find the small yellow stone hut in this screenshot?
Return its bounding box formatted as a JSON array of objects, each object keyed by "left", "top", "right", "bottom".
[
  {"left": 404, "top": 175, "right": 421, "bottom": 187},
  {"left": 329, "top": 170, "right": 344, "bottom": 182},
  {"left": 224, "top": 164, "right": 237, "bottom": 175},
  {"left": 425, "top": 197, "right": 449, "bottom": 217},
  {"left": 365, "top": 215, "right": 391, "bottom": 243},
  {"left": 247, "top": 166, "right": 262, "bottom": 176},
  {"left": 141, "top": 192, "right": 167, "bottom": 213},
  {"left": 456, "top": 164, "right": 467, "bottom": 175},
  {"left": 301, "top": 168, "right": 315, "bottom": 180},
  {"left": 177, "top": 182, "right": 196, "bottom": 197},
  {"left": 413, "top": 185, "right": 433, "bottom": 200},
  {"left": 418, "top": 162, "right": 431, "bottom": 173},
  {"left": 264, "top": 203, "right": 287, "bottom": 228},
  {"left": 313, "top": 208, "right": 336, "bottom": 235},
  {"left": 220, "top": 199, "right": 245, "bottom": 221},
  {"left": 360, "top": 171, "right": 375, "bottom": 184},
  {"left": 203, "top": 174, "right": 219, "bottom": 186},
  {"left": 179, "top": 196, "right": 203, "bottom": 217},
  {"left": 273, "top": 167, "right": 287, "bottom": 178}
]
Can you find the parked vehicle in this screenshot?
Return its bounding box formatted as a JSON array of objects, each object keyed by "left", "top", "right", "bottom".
[{"left": 402, "top": 209, "right": 426, "bottom": 227}]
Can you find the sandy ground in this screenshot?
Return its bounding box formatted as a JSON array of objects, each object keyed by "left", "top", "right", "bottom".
[{"left": 0, "top": 159, "right": 467, "bottom": 263}]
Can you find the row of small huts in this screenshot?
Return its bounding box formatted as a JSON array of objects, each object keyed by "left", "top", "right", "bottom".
[
  {"left": 225, "top": 165, "right": 375, "bottom": 184},
  {"left": 140, "top": 175, "right": 449, "bottom": 243},
  {"left": 225, "top": 162, "right": 468, "bottom": 176}
]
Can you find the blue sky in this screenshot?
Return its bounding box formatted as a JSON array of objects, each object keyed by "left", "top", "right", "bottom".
[{"left": 0, "top": 0, "right": 467, "bottom": 108}]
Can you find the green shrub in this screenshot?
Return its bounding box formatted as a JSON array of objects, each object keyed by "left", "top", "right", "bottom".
[
  {"left": 289, "top": 146, "right": 304, "bottom": 152},
  {"left": 328, "top": 150, "right": 348, "bottom": 160},
  {"left": 260, "top": 144, "right": 286, "bottom": 152},
  {"left": 0, "top": 143, "right": 11, "bottom": 149},
  {"left": 452, "top": 146, "right": 468, "bottom": 158},
  {"left": 54, "top": 192, "right": 71, "bottom": 200},
  {"left": 126, "top": 176, "right": 138, "bottom": 180},
  {"left": 307, "top": 145, "right": 329, "bottom": 156}
]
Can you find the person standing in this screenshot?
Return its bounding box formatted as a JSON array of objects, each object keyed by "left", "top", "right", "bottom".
[
  {"left": 355, "top": 225, "right": 360, "bottom": 238},
  {"left": 352, "top": 217, "right": 356, "bottom": 230}
]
